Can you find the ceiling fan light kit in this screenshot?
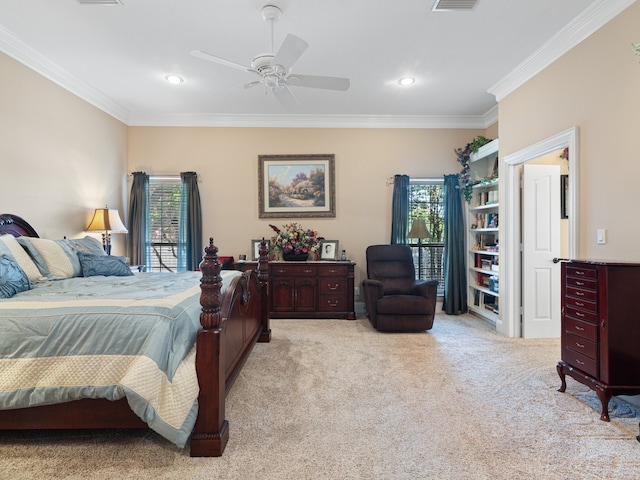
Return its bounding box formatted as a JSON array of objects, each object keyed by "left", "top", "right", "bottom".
[{"left": 191, "top": 3, "right": 350, "bottom": 110}]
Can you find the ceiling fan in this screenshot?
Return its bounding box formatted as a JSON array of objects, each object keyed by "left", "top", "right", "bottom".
[{"left": 191, "top": 4, "right": 350, "bottom": 110}]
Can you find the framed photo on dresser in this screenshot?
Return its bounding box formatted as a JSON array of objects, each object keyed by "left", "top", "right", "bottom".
[{"left": 320, "top": 240, "right": 339, "bottom": 261}]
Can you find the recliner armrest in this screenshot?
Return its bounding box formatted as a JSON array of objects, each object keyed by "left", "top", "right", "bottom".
[
  {"left": 412, "top": 279, "right": 439, "bottom": 298},
  {"left": 362, "top": 278, "right": 384, "bottom": 298}
]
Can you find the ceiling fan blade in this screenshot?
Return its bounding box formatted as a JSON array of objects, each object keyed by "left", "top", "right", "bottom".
[
  {"left": 272, "top": 85, "right": 299, "bottom": 111},
  {"left": 286, "top": 74, "right": 351, "bottom": 91},
  {"left": 271, "top": 34, "right": 308, "bottom": 72},
  {"left": 244, "top": 81, "right": 262, "bottom": 89},
  {"left": 191, "top": 50, "right": 255, "bottom": 73}
]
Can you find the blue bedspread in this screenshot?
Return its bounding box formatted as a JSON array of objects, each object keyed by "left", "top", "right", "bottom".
[{"left": 0, "top": 270, "right": 241, "bottom": 448}]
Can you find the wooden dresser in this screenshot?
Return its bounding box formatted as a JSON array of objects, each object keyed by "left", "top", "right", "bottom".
[
  {"left": 269, "top": 261, "right": 356, "bottom": 319},
  {"left": 557, "top": 260, "right": 640, "bottom": 421}
]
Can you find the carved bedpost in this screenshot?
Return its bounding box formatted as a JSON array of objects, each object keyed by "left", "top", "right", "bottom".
[
  {"left": 191, "top": 238, "right": 228, "bottom": 457},
  {"left": 199, "top": 238, "right": 222, "bottom": 329},
  {"left": 257, "top": 238, "right": 271, "bottom": 343}
]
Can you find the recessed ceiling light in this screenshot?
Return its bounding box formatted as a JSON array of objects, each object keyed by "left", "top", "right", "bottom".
[
  {"left": 164, "top": 75, "right": 184, "bottom": 85},
  {"left": 398, "top": 77, "right": 415, "bottom": 86}
]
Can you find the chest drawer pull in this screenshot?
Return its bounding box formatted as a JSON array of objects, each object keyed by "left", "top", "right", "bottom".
[
  {"left": 575, "top": 342, "right": 585, "bottom": 349},
  {"left": 575, "top": 311, "right": 584, "bottom": 317},
  {"left": 575, "top": 281, "right": 584, "bottom": 286},
  {"left": 575, "top": 301, "right": 584, "bottom": 307},
  {"left": 575, "top": 271, "right": 585, "bottom": 275},
  {"left": 575, "top": 292, "right": 584, "bottom": 296},
  {"left": 574, "top": 325, "right": 584, "bottom": 331},
  {"left": 575, "top": 359, "right": 585, "bottom": 365},
  {"left": 328, "top": 283, "right": 339, "bottom": 290}
]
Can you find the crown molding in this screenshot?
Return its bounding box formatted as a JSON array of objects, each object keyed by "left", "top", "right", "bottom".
[
  {"left": 488, "top": 0, "right": 637, "bottom": 102},
  {"left": 0, "top": 25, "right": 130, "bottom": 124},
  {"left": 126, "top": 111, "right": 497, "bottom": 129}
]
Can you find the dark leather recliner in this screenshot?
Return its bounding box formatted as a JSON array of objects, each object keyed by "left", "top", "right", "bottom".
[{"left": 362, "top": 244, "right": 438, "bottom": 332}]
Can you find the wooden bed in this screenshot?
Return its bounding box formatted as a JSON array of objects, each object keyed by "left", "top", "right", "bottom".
[{"left": 0, "top": 213, "right": 271, "bottom": 457}]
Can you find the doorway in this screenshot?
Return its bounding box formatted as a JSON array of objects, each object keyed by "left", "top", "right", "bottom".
[{"left": 500, "top": 127, "right": 579, "bottom": 338}]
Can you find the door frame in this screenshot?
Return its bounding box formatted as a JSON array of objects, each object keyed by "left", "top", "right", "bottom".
[{"left": 500, "top": 127, "right": 579, "bottom": 338}]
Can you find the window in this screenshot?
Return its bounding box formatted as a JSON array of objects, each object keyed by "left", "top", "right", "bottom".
[
  {"left": 409, "top": 179, "right": 445, "bottom": 293},
  {"left": 148, "top": 176, "right": 182, "bottom": 272}
]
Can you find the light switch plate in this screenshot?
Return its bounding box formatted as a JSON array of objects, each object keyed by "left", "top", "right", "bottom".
[{"left": 597, "top": 229, "right": 606, "bottom": 245}]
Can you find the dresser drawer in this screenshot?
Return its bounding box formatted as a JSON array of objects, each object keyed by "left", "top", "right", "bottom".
[
  {"left": 317, "top": 264, "right": 348, "bottom": 277},
  {"left": 564, "top": 296, "right": 597, "bottom": 313},
  {"left": 564, "top": 305, "right": 598, "bottom": 324},
  {"left": 562, "top": 347, "right": 598, "bottom": 377},
  {"left": 318, "top": 278, "right": 347, "bottom": 294},
  {"left": 563, "top": 316, "right": 597, "bottom": 341},
  {"left": 270, "top": 264, "right": 316, "bottom": 277},
  {"left": 565, "top": 332, "right": 597, "bottom": 359},
  {"left": 317, "top": 295, "right": 348, "bottom": 312},
  {"left": 566, "top": 276, "right": 597, "bottom": 291},
  {"left": 565, "top": 286, "right": 598, "bottom": 303},
  {"left": 566, "top": 264, "right": 597, "bottom": 281}
]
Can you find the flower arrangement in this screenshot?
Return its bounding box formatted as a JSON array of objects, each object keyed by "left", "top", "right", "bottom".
[
  {"left": 455, "top": 135, "right": 493, "bottom": 203},
  {"left": 269, "top": 223, "right": 323, "bottom": 257}
]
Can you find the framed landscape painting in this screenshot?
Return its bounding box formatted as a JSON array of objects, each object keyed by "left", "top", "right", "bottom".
[{"left": 258, "top": 154, "right": 336, "bottom": 218}]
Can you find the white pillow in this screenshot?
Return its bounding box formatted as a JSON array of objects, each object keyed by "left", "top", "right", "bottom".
[
  {"left": 16, "top": 237, "right": 81, "bottom": 280},
  {"left": 0, "top": 234, "right": 46, "bottom": 283}
]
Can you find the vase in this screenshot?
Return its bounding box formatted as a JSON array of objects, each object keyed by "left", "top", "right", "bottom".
[{"left": 282, "top": 252, "right": 308, "bottom": 262}]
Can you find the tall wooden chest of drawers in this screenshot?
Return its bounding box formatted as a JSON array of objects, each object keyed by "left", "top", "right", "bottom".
[
  {"left": 269, "top": 261, "right": 356, "bottom": 319},
  {"left": 557, "top": 260, "right": 640, "bottom": 421}
]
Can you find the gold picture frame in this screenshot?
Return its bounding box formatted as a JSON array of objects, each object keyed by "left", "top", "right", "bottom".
[{"left": 258, "top": 154, "right": 336, "bottom": 218}]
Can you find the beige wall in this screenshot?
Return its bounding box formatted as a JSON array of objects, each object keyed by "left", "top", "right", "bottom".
[
  {"left": 499, "top": 2, "right": 640, "bottom": 261},
  {"left": 0, "top": 52, "right": 128, "bottom": 250},
  {"left": 128, "top": 127, "right": 485, "bottom": 293}
]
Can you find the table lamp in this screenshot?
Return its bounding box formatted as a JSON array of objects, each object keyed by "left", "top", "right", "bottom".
[
  {"left": 407, "top": 218, "right": 431, "bottom": 279},
  {"left": 86, "top": 206, "right": 128, "bottom": 255}
]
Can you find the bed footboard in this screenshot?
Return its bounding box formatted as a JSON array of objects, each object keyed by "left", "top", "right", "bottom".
[{"left": 189, "top": 238, "right": 270, "bottom": 457}]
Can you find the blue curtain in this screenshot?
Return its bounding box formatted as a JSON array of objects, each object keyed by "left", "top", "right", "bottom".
[
  {"left": 390, "top": 174, "right": 409, "bottom": 244},
  {"left": 442, "top": 174, "right": 467, "bottom": 314},
  {"left": 178, "top": 172, "right": 202, "bottom": 272},
  {"left": 127, "top": 172, "right": 149, "bottom": 267}
]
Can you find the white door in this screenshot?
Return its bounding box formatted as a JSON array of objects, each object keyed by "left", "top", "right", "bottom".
[{"left": 522, "top": 164, "right": 561, "bottom": 338}]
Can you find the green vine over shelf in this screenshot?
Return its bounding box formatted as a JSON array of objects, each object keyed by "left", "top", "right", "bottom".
[{"left": 455, "top": 136, "right": 493, "bottom": 202}]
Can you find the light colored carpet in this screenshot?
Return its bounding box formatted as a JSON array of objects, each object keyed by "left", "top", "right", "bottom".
[{"left": 1, "top": 314, "right": 639, "bottom": 479}]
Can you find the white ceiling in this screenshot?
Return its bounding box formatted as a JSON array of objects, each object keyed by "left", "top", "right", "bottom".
[{"left": 0, "top": 0, "right": 627, "bottom": 128}]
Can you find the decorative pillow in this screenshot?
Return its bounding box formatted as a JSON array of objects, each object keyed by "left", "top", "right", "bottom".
[
  {"left": 77, "top": 252, "right": 132, "bottom": 277},
  {"left": 0, "top": 254, "right": 31, "bottom": 298},
  {"left": 16, "top": 237, "right": 81, "bottom": 280},
  {"left": 63, "top": 236, "right": 107, "bottom": 256},
  {"left": 0, "top": 234, "right": 46, "bottom": 283}
]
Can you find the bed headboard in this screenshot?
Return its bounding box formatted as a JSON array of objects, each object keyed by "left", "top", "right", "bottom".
[{"left": 0, "top": 214, "right": 39, "bottom": 238}]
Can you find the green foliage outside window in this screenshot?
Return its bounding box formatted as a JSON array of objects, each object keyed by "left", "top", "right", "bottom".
[{"left": 409, "top": 184, "right": 444, "bottom": 242}]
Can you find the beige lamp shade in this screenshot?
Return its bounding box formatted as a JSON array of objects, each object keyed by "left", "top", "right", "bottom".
[
  {"left": 86, "top": 208, "right": 128, "bottom": 233},
  {"left": 407, "top": 218, "right": 431, "bottom": 240}
]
